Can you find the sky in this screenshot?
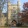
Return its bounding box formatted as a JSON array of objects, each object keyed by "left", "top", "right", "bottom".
[
  {"left": 20, "top": 0, "right": 28, "bottom": 11},
  {"left": 2, "top": 0, "right": 28, "bottom": 13},
  {"left": 2, "top": 3, "right": 7, "bottom": 13}
]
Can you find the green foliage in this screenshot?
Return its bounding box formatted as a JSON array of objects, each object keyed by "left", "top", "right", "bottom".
[{"left": 5, "top": 22, "right": 8, "bottom": 27}]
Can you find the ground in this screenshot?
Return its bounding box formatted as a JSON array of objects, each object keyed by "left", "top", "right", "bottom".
[{"left": 0, "top": 27, "right": 28, "bottom": 28}]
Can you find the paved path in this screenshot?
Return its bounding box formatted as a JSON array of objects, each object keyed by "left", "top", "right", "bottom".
[{"left": 0, "top": 27, "right": 28, "bottom": 28}]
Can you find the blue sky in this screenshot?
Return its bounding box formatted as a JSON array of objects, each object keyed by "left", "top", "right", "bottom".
[
  {"left": 2, "top": 3, "right": 7, "bottom": 13},
  {"left": 2, "top": 0, "right": 28, "bottom": 13},
  {"left": 20, "top": 0, "right": 28, "bottom": 10}
]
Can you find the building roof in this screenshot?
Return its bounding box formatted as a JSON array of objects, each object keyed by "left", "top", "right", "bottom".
[
  {"left": 3, "top": 13, "right": 7, "bottom": 17},
  {"left": 8, "top": 2, "right": 17, "bottom": 6},
  {"left": 11, "top": 4, "right": 17, "bottom": 6}
]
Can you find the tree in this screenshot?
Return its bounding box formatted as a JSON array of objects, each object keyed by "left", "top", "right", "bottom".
[{"left": 21, "top": 2, "right": 28, "bottom": 23}]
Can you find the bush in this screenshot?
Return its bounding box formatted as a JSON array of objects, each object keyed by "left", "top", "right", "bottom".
[{"left": 5, "top": 23, "right": 8, "bottom": 27}]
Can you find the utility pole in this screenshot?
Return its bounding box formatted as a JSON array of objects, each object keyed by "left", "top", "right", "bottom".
[
  {"left": 6, "top": 0, "right": 8, "bottom": 26},
  {"left": 4, "top": 0, "right": 9, "bottom": 26}
]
